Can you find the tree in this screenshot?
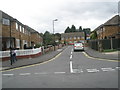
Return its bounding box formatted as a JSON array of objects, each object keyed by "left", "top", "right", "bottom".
[
  {"left": 65, "top": 26, "right": 71, "bottom": 33},
  {"left": 90, "top": 31, "right": 98, "bottom": 39},
  {"left": 71, "top": 25, "right": 76, "bottom": 32},
  {"left": 55, "top": 33, "right": 61, "bottom": 45},
  {"left": 78, "top": 26, "right": 82, "bottom": 32},
  {"left": 43, "top": 31, "right": 54, "bottom": 46}
]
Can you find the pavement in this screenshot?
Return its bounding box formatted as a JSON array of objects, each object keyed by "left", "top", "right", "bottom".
[
  {"left": 1, "top": 46, "right": 67, "bottom": 71},
  {"left": 85, "top": 47, "right": 119, "bottom": 60},
  {"left": 1, "top": 46, "right": 119, "bottom": 71}
]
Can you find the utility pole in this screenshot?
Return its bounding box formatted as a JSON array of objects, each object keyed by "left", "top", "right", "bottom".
[{"left": 53, "top": 19, "right": 58, "bottom": 51}]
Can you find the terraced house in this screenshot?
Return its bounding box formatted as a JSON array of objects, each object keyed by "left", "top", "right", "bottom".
[
  {"left": 0, "top": 11, "right": 43, "bottom": 51},
  {"left": 61, "top": 32, "right": 85, "bottom": 44}
]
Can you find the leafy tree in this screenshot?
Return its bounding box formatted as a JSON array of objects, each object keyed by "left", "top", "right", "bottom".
[
  {"left": 78, "top": 26, "right": 82, "bottom": 32},
  {"left": 65, "top": 26, "right": 71, "bottom": 33},
  {"left": 39, "top": 33, "right": 44, "bottom": 38},
  {"left": 43, "top": 31, "right": 54, "bottom": 46},
  {"left": 71, "top": 25, "right": 76, "bottom": 32},
  {"left": 90, "top": 31, "right": 98, "bottom": 39}
]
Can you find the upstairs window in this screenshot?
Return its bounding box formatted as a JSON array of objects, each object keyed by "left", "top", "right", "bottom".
[
  {"left": 2, "top": 18, "right": 10, "bottom": 25},
  {"left": 16, "top": 23, "right": 18, "bottom": 30},
  {"left": 19, "top": 25, "right": 22, "bottom": 32},
  {"left": 23, "top": 27, "right": 25, "bottom": 33}
]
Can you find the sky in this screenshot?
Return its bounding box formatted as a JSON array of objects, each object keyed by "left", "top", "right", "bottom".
[{"left": 0, "top": 0, "right": 119, "bottom": 34}]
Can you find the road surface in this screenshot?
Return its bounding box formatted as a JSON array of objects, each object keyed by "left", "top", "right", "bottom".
[{"left": 2, "top": 46, "right": 119, "bottom": 88}]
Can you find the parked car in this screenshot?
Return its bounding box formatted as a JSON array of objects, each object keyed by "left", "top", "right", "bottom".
[{"left": 74, "top": 43, "right": 84, "bottom": 51}]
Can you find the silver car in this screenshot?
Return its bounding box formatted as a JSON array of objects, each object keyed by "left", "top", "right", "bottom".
[{"left": 74, "top": 43, "right": 84, "bottom": 51}]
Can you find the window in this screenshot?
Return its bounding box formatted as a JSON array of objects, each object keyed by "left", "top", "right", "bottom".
[
  {"left": 16, "top": 39, "right": 20, "bottom": 48},
  {"left": 77, "top": 37, "right": 80, "bottom": 39},
  {"left": 81, "top": 37, "right": 84, "bottom": 39},
  {"left": 2, "top": 18, "right": 10, "bottom": 25},
  {"left": 16, "top": 23, "right": 18, "bottom": 30},
  {"left": 74, "top": 37, "right": 76, "bottom": 39},
  {"left": 103, "top": 27, "right": 105, "bottom": 32},
  {"left": 19, "top": 25, "right": 22, "bottom": 32},
  {"left": 29, "top": 32, "right": 31, "bottom": 36},
  {"left": 66, "top": 37, "right": 68, "bottom": 40},
  {"left": 23, "top": 27, "right": 25, "bottom": 33}
]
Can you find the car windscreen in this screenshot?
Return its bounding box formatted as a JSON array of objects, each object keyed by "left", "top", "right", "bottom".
[{"left": 74, "top": 43, "right": 83, "bottom": 46}]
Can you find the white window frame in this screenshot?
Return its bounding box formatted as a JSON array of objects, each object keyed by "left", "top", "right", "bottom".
[
  {"left": 74, "top": 37, "right": 76, "bottom": 39},
  {"left": 2, "top": 18, "right": 10, "bottom": 25},
  {"left": 77, "top": 37, "right": 80, "bottom": 39},
  {"left": 62, "top": 38, "right": 64, "bottom": 40},
  {"left": 19, "top": 25, "right": 22, "bottom": 32},
  {"left": 16, "top": 23, "right": 18, "bottom": 30},
  {"left": 23, "top": 27, "right": 25, "bottom": 33},
  {"left": 16, "top": 39, "right": 20, "bottom": 48}
]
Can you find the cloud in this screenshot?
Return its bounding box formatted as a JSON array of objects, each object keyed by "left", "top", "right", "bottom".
[{"left": 0, "top": 0, "right": 119, "bottom": 33}]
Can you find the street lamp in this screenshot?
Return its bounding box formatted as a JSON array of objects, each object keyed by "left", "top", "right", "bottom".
[{"left": 53, "top": 19, "right": 58, "bottom": 51}]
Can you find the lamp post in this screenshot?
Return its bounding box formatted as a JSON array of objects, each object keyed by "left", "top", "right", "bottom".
[
  {"left": 9, "top": 19, "right": 13, "bottom": 65},
  {"left": 53, "top": 19, "right": 58, "bottom": 51}
]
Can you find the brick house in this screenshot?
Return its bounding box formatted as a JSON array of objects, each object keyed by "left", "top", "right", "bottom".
[
  {"left": 61, "top": 32, "right": 85, "bottom": 44},
  {"left": 95, "top": 15, "right": 120, "bottom": 39},
  {"left": 0, "top": 11, "right": 43, "bottom": 51}
]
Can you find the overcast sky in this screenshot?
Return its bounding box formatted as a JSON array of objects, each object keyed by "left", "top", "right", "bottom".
[{"left": 0, "top": 0, "right": 119, "bottom": 33}]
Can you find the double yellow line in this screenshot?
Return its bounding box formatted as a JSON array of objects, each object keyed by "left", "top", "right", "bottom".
[
  {"left": 82, "top": 52, "right": 120, "bottom": 62},
  {"left": 1, "top": 52, "right": 62, "bottom": 72}
]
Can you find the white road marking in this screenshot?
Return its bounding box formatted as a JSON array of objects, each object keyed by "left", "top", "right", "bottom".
[
  {"left": 101, "top": 68, "right": 115, "bottom": 72},
  {"left": 70, "top": 61, "right": 73, "bottom": 73},
  {"left": 71, "top": 51, "right": 73, "bottom": 55},
  {"left": 2, "top": 74, "right": 14, "bottom": 76},
  {"left": 34, "top": 72, "right": 47, "bottom": 75},
  {"left": 87, "top": 69, "right": 99, "bottom": 73},
  {"left": 116, "top": 67, "right": 120, "bottom": 69},
  {"left": 70, "top": 55, "right": 72, "bottom": 59},
  {"left": 54, "top": 72, "right": 66, "bottom": 74},
  {"left": 19, "top": 73, "right": 31, "bottom": 76},
  {"left": 73, "top": 69, "right": 83, "bottom": 73},
  {"left": 71, "top": 48, "right": 73, "bottom": 52}
]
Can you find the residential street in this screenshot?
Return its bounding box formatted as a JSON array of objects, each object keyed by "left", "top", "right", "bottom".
[{"left": 2, "top": 46, "right": 119, "bottom": 88}]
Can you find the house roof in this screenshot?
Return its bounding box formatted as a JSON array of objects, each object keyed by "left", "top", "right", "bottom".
[
  {"left": 94, "top": 24, "right": 103, "bottom": 31},
  {"left": 104, "top": 15, "right": 120, "bottom": 26},
  {"left": 94, "top": 15, "right": 120, "bottom": 31},
  {"left": 61, "top": 32, "right": 84, "bottom": 38}
]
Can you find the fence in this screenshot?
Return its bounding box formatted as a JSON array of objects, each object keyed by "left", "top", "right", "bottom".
[
  {"left": 0, "top": 47, "right": 41, "bottom": 58},
  {"left": 88, "top": 38, "right": 120, "bottom": 51},
  {"left": 0, "top": 44, "right": 64, "bottom": 61}
]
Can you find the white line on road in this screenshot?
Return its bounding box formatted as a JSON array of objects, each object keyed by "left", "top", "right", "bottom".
[
  {"left": 101, "top": 68, "right": 115, "bottom": 72},
  {"left": 71, "top": 48, "right": 73, "bottom": 52},
  {"left": 73, "top": 69, "right": 83, "bottom": 73},
  {"left": 70, "top": 55, "right": 72, "bottom": 59},
  {"left": 54, "top": 72, "right": 66, "bottom": 74},
  {"left": 71, "top": 51, "right": 73, "bottom": 55},
  {"left": 87, "top": 69, "right": 99, "bottom": 73},
  {"left": 34, "top": 72, "right": 47, "bottom": 75},
  {"left": 70, "top": 61, "right": 73, "bottom": 73},
  {"left": 2, "top": 74, "right": 14, "bottom": 76},
  {"left": 116, "top": 67, "right": 120, "bottom": 69},
  {"left": 19, "top": 73, "right": 31, "bottom": 76}
]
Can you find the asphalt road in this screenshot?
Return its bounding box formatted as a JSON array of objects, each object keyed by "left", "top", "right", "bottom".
[{"left": 2, "top": 46, "right": 119, "bottom": 88}]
